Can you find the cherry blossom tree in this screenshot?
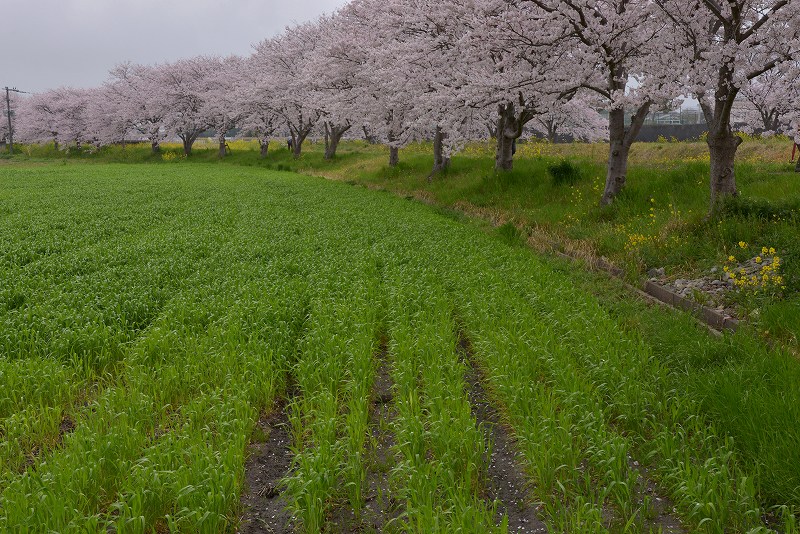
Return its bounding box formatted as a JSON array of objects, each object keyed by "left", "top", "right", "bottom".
[
  {"left": 201, "top": 55, "right": 247, "bottom": 158},
  {"left": 522, "top": 0, "right": 674, "bottom": 204},
  {"left": 253, "top": 22, "right": 325, "bottom": 159},
  {"left": 657, "top": 0, "right": 800, "bottom": 213},
  {"left": 741, "top": 75, "right": 788, "bottom": 133},
  {"left": 528, "top": 98, "right": 608, "bottom": 143},
  {"left": 58, "top": 88, "right": 94, "bottom": 148},
  {"left": 158, "top": 57, "right": 218, "bottom": 156},
  {"left": 315, "top": 0, "right": 446, "bottom": 168},
  {"left": 86, "top": 85, "right": 134, "bottom": 147},
  {"left": 299, "top": 12, "right": 358, "bottom": 160},
  {"left": 235, "top": 56, "right": 282, "bottom": 158},
  {"left": 106, "top": 63, "right": 168, "bottom": 153},
  {"left": 740, "top": 66, "right": 799, "bottom": 134},
  {"left": 375, "top": 0, "right": 476, "bottom": 174},
  {"left": 16, "top": 91, "right": 60, "bottom": 148},
  {"left": 450, "top": 0, "right": 585, "bottom": 172},
  {"left": 17, "top": 88, "right": 92, "bottom": 149}
]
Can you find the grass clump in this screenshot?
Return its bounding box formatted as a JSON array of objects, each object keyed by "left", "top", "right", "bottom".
[{"left": 547, "top": 159, "right": 583, "bottom": 186}]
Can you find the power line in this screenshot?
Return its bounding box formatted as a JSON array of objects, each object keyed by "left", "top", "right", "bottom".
[{"left": 4, "top": 87, "right": 28, "bottom": 154}]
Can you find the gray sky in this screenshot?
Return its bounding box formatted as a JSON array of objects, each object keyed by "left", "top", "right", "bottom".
[{"left": 2, "top": 0, "right": 349, "bottom": 93}]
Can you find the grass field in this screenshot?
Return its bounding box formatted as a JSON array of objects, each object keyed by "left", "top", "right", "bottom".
[
  {"left": 1, "top": 161, "right": 800, "bottom": 532},
  {"left": 11, "top": 136, "right": 798, "bottom": 348}
]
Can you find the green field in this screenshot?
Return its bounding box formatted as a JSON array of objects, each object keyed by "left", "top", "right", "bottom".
[
  {"left": 2, "top": 162, "right": 800, "bottom": 533},
  {"left": 13, "top": 137, "right": 799, "bottom": 348}
]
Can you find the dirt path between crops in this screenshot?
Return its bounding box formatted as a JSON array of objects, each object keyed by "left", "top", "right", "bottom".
[
  {"left": 458, "top": 334, "right": 548, "bottom": 534},
  {"left": 238, "top": 397, "right": 296, "bottom": 534},
  {"left": 328, "top": 336, "right": 401, "bottom": 533},
  {"left": 630, "top": 459, "right": 687, "bottom": 534}
]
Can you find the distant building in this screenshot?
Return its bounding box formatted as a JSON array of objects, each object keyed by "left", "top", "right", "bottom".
[
  {"left": 640, "top": 107, "right": 704, "bottom": 126},
  {"left": 599, "top": 106, "right": 706, "bottom": 127}
]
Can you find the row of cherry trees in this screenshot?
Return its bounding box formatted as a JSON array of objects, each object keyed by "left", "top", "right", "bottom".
[{"left": 7, "top": 0, "right": 800, "bottom": 212}]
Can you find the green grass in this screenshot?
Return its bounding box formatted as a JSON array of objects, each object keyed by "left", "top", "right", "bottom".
[
  {"left": 0, "top": 161, "right": 799, "bottom": 532},
  {"left": 14, "top": 136, "right": 797, "bottom": 308}
]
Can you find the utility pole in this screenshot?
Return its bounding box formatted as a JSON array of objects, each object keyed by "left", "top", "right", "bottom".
[{"left": 4, "top": 87, "right": 27, "bottom": 154}]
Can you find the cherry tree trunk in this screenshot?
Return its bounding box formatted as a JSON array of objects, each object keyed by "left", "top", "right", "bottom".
[
  {"left": 218, "top": 134, "right": 227, "bottom": 158},
  {"left": 389, "top": 146, "right": 399, "bottom": 167},
  {"left": 324, "top": 135, "right": 340, "bottom": 159},
  {"left": 495, "top": 133, "right": 514, "bottom": 171},
  {"left": 495, "top": 105, "right": 519, "bottom": 171},
  {"left": 259, "top": 139, "right": 269, "bottom": 159},
  {"left": 363, "top": 125, "right": 377, "bottom": 144},
  {"left": 432, "top": 126, "right": 451, "bottom": 174},
  {"left": 602, "top": 140, "right": 631, "bottom": 205},
  {"left": 292, "top": 134, "right": 306, "bottom": 159},
  {"left": 701, "top": 66, "right": 742, "bottom": 216},
  {"left": 547, "top": 120, "right": 558, "bottom": 143},
  {"left": 151, "top": 141, "right": 160, "bottom": 154},
  {"left": 707, "top": 132, "right": 740, "bottom": 213},
  {"left": 53, "top": 139, "right": 59, "bottom": 151},
  {"left": 601, "top": 108, "right": 630, "bottom": 205},
  {"left": 182, "top": 137, "right": 194, "bottom": 156},
  {"left": 324, "top": 124, "right": 349, "bottom": 160},
  {"left": 795, "top": 154, "right": 800, "bottom": 173},
  {"left": 600, "top": 102, "right": 650, "bottom": 206}
]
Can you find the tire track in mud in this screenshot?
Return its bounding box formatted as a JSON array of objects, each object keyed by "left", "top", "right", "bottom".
[
  {"left": 327, "top": 335, "right": 401, "bottom": 533},
  {"left": 238, "top": 396, "right": 296, "bottom": 534},
  {"left": 628, "top": 459, "right": 686, "bottom": 534},
  {"left": 360, "top": 336, "right": 401, "bottom": 532},
  {"left": 458, "top": 330, "right": 686, "bottom": 534},
  {"left": 457, "top": 333, "right": 548, "bottom": 534}
]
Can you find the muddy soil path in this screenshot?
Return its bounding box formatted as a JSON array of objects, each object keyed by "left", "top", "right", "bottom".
[
  {"left": 238, "top": 397, "right": 296, "bottom": 534},
  {"left": 629, "top": 459, "right": 686, "bottom": 534},
  {"left": 327, "top": 337, "right": 400, "bottom": 533},
  {"left": 457, "top": 334, "right": 548, "bottom": 533},
  {"left": 359, "top": 337, "right": 400, "bottom": 532}
]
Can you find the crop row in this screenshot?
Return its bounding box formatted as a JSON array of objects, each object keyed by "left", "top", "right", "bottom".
[
  {"left": 283, "top": 246, "right": 381, "bottom": 531},
  {"left": 385, "top": 262, "right": 500, "bottom": 532}
]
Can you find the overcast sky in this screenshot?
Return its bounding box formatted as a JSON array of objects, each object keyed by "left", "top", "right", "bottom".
[{"left": 2, "top": 0, "right": 349, "bottom": 93}]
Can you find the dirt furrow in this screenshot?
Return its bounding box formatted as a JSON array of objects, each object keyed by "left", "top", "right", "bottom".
[
  {"left": 328, "top": 336, "right": 400, "bottom": 533},
  {"left": 360, "top": 337, "right": 400, "bottom": 533},
  {"left": 238, "top": 398, "right": 296, "bottom": 534},
  {"left": 629, "top": 458, "right": 686, "bottom": 534},
  {"left": 458, "top": 334, "right": 548, "bottom": 534}
]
